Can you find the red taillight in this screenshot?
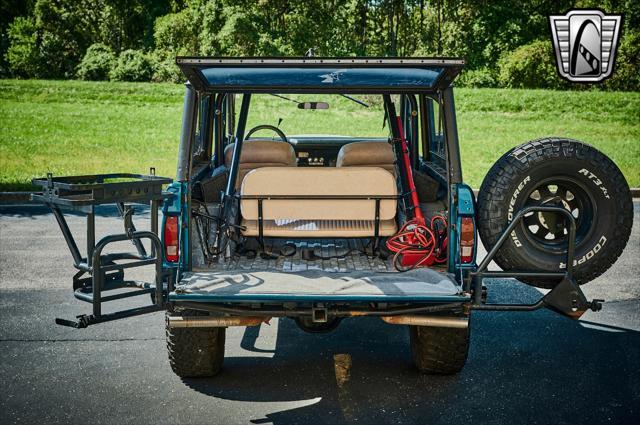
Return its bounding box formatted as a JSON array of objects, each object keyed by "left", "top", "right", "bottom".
[
  {"left": 460, "top": 217, "right": 475, "bottom": 264},
  {"left": 164, "top": 216, "right": 179, "bottom": 262}
]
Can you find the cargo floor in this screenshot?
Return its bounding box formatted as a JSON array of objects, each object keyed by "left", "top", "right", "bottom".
[
  {"left": 222, "top": 238, "right": 399, "bottom": 273},
  {"left": 174, "top": 239, "right": 463, "bottom": 303}
]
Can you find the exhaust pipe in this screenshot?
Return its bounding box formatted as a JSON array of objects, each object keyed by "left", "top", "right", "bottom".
[
  {"left": 381, "top": 315, "right": 468, "bottom": 328},
  {"left": 167, "top": 316, "right": 266, "bottom": 328}
]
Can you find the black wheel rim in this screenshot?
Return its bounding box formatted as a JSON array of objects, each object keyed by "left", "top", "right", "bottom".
[{"left": 520, "top": 177, "right": 596, "bottom": 253}]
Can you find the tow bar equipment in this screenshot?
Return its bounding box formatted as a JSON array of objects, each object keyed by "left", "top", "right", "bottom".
[
  {"left": 383, "top": 95, "right": 447, "bottom": 270},
  {"left": 31, "top": 172, "right": 173, "bottom": 328}
]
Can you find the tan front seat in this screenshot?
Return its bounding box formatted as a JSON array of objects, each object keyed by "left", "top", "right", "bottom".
[
  {"left": 224, "top": 140, "right": 297, "bottom": 189},
  {"left": 336, "top": 141, "right": 396, "bottom": 176}
]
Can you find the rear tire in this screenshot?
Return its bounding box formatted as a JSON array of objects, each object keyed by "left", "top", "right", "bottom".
[
  {"left": 166, "top": 310, "right": 225, "bottom": 378},
  {"left": 410, "top": 323, "right": 470, "bottom": 374},
  {"left": 477, "top": 138, "right": 633, "bottom": 288}
]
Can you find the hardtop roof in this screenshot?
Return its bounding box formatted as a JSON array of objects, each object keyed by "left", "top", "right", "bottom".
[{"left": 176, "top": 57, "right": 465, "bottom": 93}]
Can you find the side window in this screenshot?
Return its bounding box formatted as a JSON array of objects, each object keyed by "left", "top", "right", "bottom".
[
  {"left": 225, "top": 94, "right": 235, "bottom": 143},
  {"left": 422, "top": 96, "right": 446, "bottom": 169},
  {"left": 192, "top": 94, "right": 209, "bottom": 162},
  {"left": 211, "top": 94, "right": 234, "bottom": 167}
]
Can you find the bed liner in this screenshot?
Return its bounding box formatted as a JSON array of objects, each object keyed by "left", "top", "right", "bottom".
[{"left": 170, "top": 266, "right": 466, "bottom": 303}]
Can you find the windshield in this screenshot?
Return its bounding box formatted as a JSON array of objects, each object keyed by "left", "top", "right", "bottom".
[{"left": 239, "top": 94, "right": 389, "bottom": 138}]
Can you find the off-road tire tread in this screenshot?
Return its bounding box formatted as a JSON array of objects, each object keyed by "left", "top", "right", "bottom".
[
  {"left": 166, "top": 310, "right": 225, "bottom": 378},
  {"left": 477, "top": 138, "right": 633, "bottom": 288},
  {"left": 410, "top": 325, "right": 470, "bottom": 374}
]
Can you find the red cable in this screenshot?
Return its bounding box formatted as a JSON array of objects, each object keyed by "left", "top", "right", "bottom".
[
  {"left": 386, "top": 116, "right": 448, "bottom": 270},
  {"left": 386, "top": 214, "right": 448, "bottom": 271}
]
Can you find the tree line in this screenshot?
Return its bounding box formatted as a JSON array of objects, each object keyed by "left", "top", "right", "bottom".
[{"left": 1, "top": 0, "right": 638, "bottom": 90}]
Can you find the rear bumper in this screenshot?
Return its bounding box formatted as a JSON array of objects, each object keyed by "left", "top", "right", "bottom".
[{"left": 166, "top": 313, "right": 469, "bottom": 329}]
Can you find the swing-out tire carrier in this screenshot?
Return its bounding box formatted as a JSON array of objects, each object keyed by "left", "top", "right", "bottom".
[
  {"left": 467, "top": 205, "right": 604, "bottom": 318},
  {"left": 31, "top": 172, "right": 174, "bottom": 329}
]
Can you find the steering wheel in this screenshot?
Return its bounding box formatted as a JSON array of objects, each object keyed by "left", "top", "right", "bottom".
[{"left": 245, "top": 124, "right": 290, "bottom": 145}]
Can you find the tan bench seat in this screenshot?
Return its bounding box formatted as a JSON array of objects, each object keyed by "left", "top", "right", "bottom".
[{"left": 240, "top": 167, "right": 397, "bottom": 237}]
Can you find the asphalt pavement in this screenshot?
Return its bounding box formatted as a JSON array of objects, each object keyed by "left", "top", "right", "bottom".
[{"left": 0, "top": 203, "right": 638, "bottom": 425}]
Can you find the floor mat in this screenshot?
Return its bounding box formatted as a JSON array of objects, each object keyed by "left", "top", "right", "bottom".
[{"left": 224, "top": 238, "right": 393, "bottom": 273}]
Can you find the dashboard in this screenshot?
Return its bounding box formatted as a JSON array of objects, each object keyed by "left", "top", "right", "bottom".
[{"left": 287, "top": 135, "right": 388, "bottom": 167}]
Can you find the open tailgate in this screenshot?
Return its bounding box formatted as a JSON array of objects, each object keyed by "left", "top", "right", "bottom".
[{"left": 169, "top": 268, "right": 469, "bottom": 304}]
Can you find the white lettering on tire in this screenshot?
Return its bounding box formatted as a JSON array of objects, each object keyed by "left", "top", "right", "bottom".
[
  {"left": 508, "top": 176, "right": 531, "bottom": 248},
  {"left": 508, "top": 176, "right": 531, "bottom": 221},
  {"left": 510, "top": 230, "right": 522, "bottom": 247},
  {"left": 578, "top": 168, "right": 610, "bottom": 199},
  {"left": 559, "top": 235, "right": 607, "bottom": 269}
]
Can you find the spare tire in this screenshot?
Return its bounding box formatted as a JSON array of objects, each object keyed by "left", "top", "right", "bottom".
[{"left": 477, "top": 138, "right": 633, "bottom": 288}]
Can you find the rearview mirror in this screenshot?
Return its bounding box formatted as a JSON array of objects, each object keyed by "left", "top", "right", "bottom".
[{"left": 297, "top": 102, "right": 329, "bottom": 110}]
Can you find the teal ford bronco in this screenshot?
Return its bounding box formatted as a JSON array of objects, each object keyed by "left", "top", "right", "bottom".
[{"left": 35, "top": 57, "right": 633, "bottom": 377}]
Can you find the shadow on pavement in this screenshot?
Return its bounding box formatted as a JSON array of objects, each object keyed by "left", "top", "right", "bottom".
[{"left": 182, "top": 281, "right": 640, "bottom": 425}]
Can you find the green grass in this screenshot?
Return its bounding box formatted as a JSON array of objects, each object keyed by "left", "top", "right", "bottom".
[{"left": 1, "top": 79, "right": 638, "bottom": 191}]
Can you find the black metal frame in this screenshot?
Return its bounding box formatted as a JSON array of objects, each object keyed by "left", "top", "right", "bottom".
[
  {"left": 31, "top": 173, "right": 173, "bottom": 328},
  {"left": 469, "top": 206, "right": 603, "bottom": 318},
  {"left": 240, "top": 194, "right": 397, "bottom": 253},
  {"left": 32, "top": 172, "right": 171, "bottom": 212},
  {"left": 56, "top": 231, "right": 167, "bottom": 328}
]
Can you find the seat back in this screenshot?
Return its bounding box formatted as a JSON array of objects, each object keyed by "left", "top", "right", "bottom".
[
  {"left": 239, "top": 167, "right": 398, "bottom": 237},
  {"left": 224, "top": 140, "right": 297, "bottom": 189},
  {"left": 336, "top": 141, "right": 396, "bottom": 176}
]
